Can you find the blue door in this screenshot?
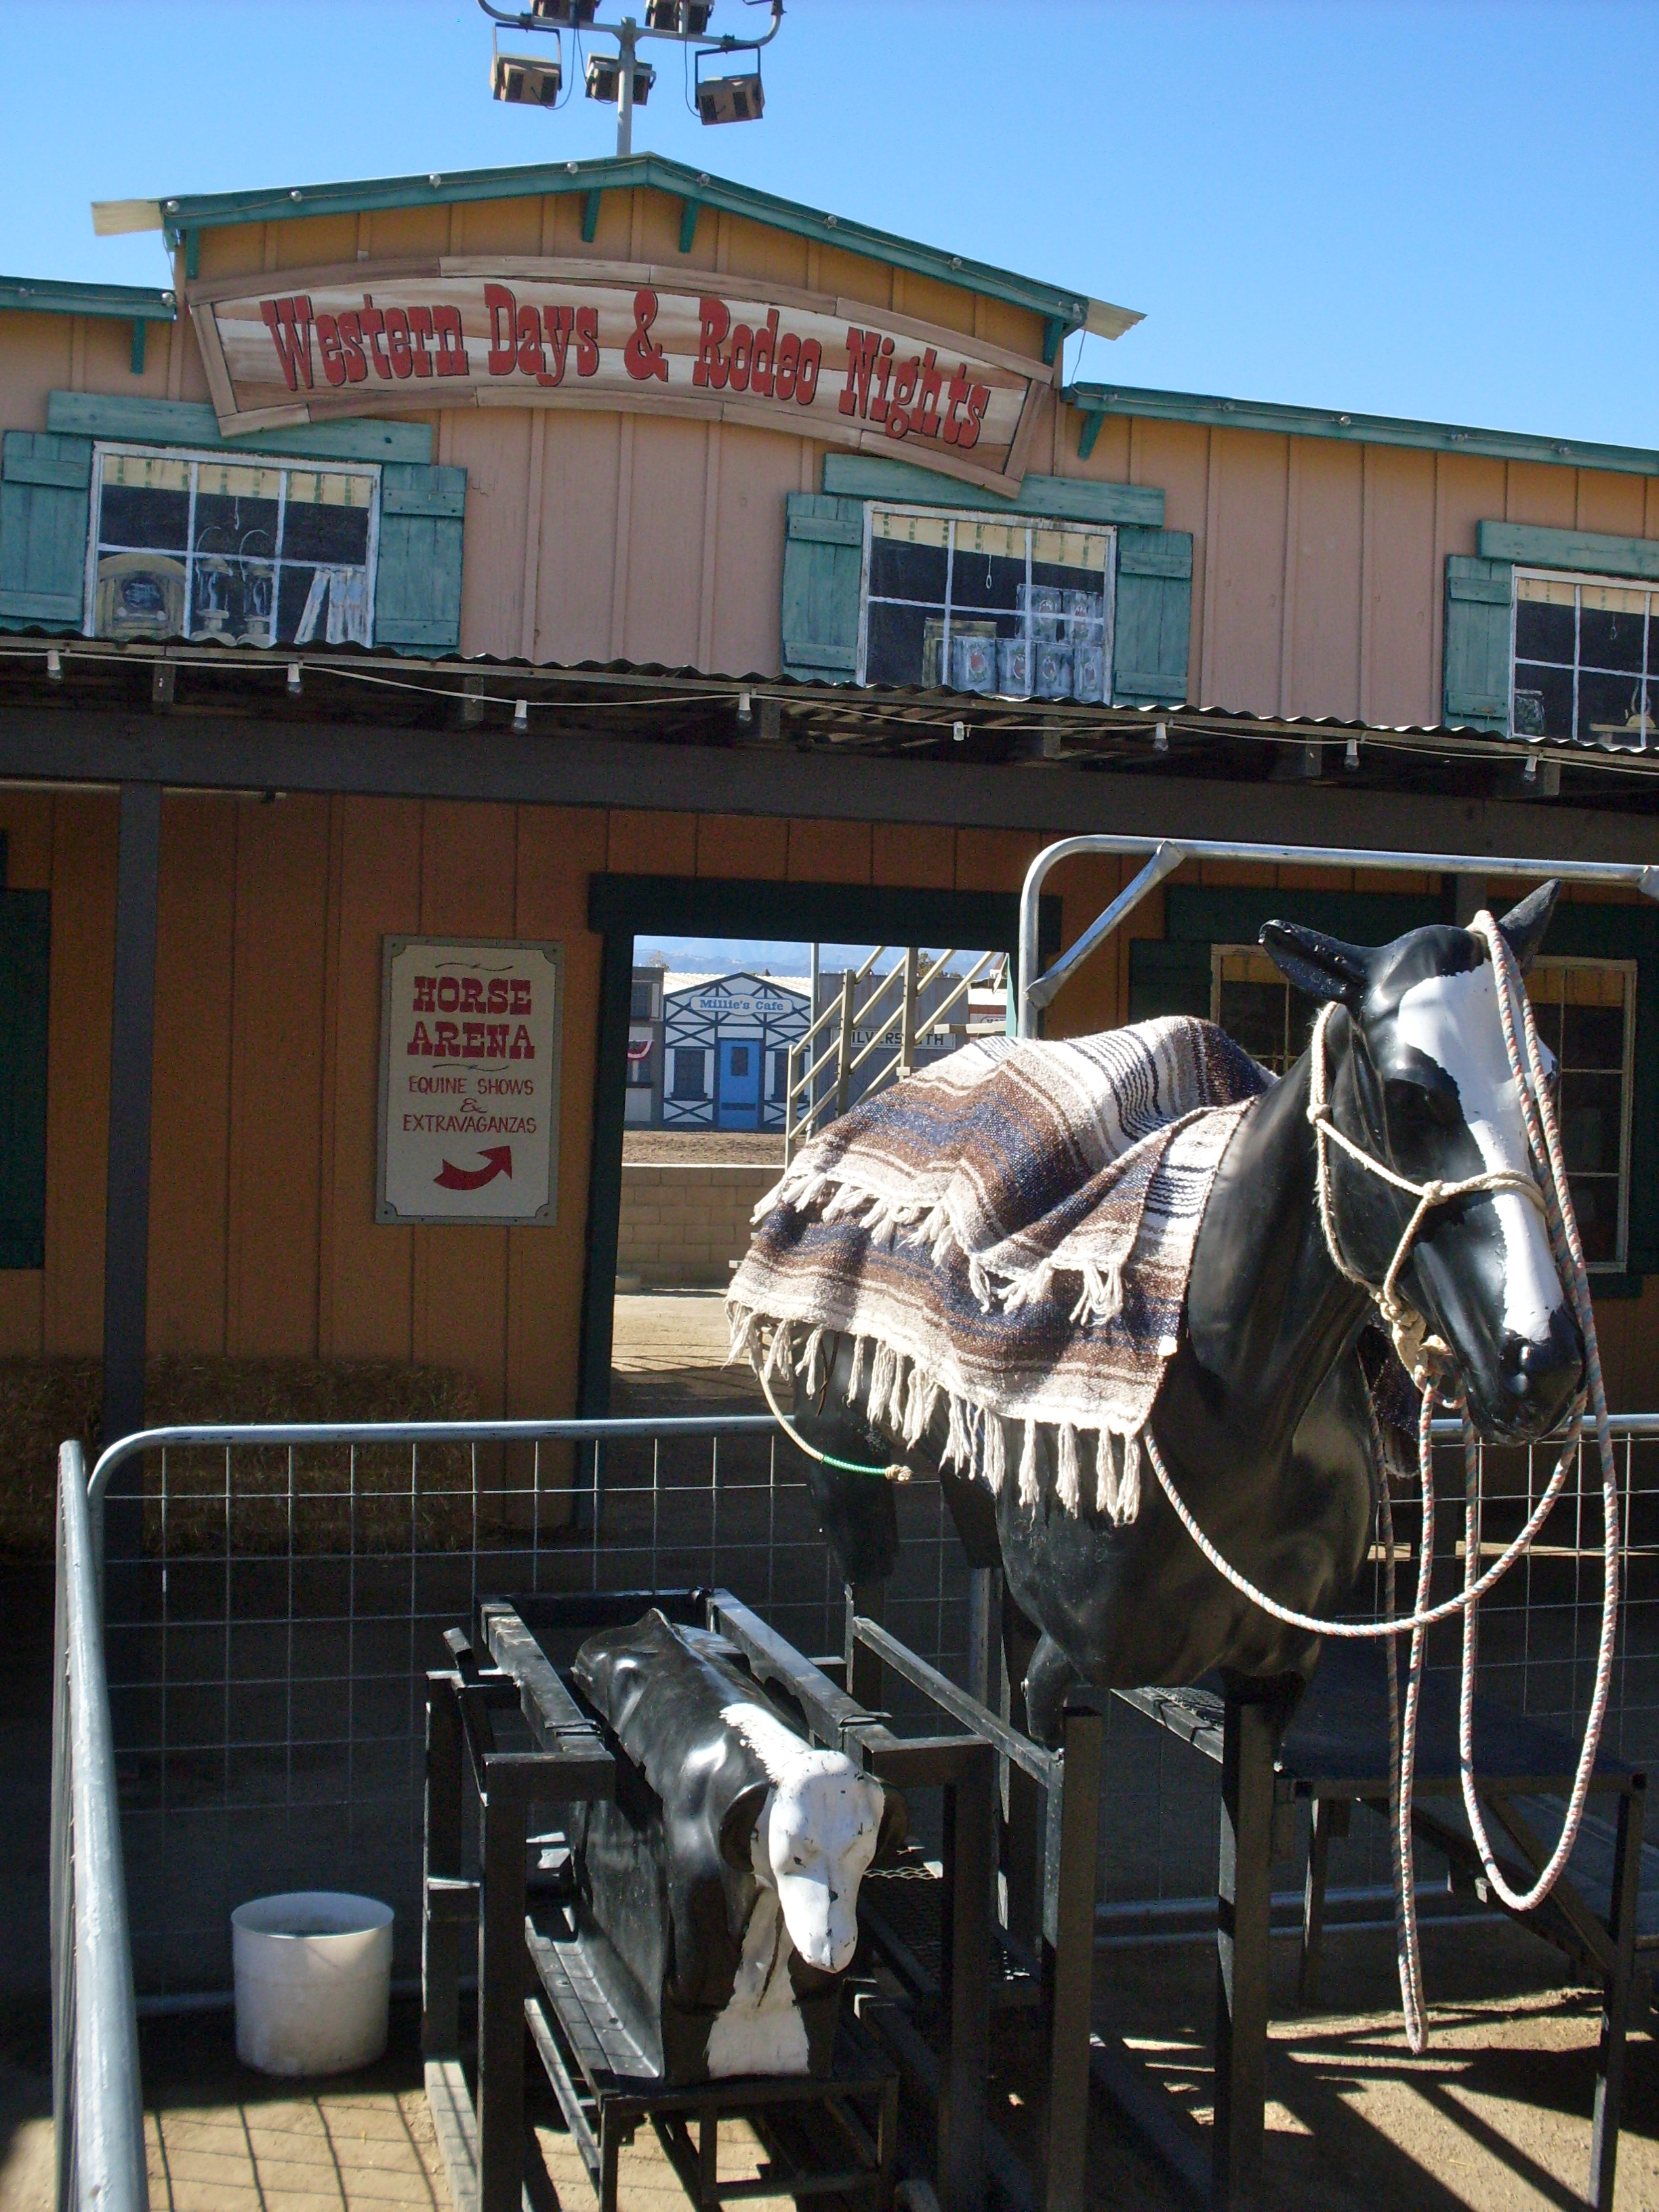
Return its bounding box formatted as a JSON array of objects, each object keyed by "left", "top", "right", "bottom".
[{"left": 717, "top": 1039, "right": 762, "bottom": 1127}]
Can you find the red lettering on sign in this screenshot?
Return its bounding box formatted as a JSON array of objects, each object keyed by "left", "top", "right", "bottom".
[
  {"left": 941, "top": 363, "right": 970, "bottom": 445},
  {"left": 432, "top": 305, "right": 470, "bottom": 376},
  {"left": 508, "top": 1024, "right": 535, "bottom": 1061},
  {"left": 486, "top": 283, "right": 518, "bottom": 376},
  {"left": 510, "top": 980, "right": 533, "bottom": 1013},
  {"left": 486, "top": 1022, "right": 509, "bottom": 1057},
  {"left": 260, "top": 296, "right": 314, "bottom": 392},
  {"left": 916, "top": 348, "right": 944, "bottom": 440},
  {"left": 885, "top": 354, "right": 920, "bottom": 441},
  {"left": 413, "top": 976, "right": 437, "bottom": 1012},
  {"left": 434, "top": 1021, "right": 459, "bottom": 1057},
  {"left": 407, "top": 305, "right": 434, "bottom": 377},
  {"left": 750, "top": 307, "right": 779, "bottom": 398},
  {"left": 796, "top": 337, "right": 821, "bottom": 406},
  {"left": 774, "top": 330, "right": 799, "bottom": 401},
  {"left": 692, "top": 297, "right": 731, "bottom": 389},
  {"left": 623, "top": 288, "right": 669, "bottom": 382},
  {"left": 459, "top": 977, "right": 484, "bottom": 1012},
  {"left": 384, "top": 306, "right": 413, "bottom": 380},
  {"left": 336, "top": 310, "right": 368, "bottom": 383},
  {"left": 839, "top": 327, "right": 880, "bottom": 418},
  {"left": 463, "top": 1021, "right": 485, "bottom": 1056},
  {"left": 487, "top": 977, "right": 510, "bottom": 1014},
  {"left": 407, "top": 1020, "right": 435, "bottom": 1056},
  {"left": 727, "top": 322, "right": 753, "bottom": 392},
  {"left": 573, "top": 306, "right": 599, "bottom": 377},
  {"left": 359, "top": 296, "right": 392, "bottom": 379},
  {"left": 541, "top": 304, "right": 574, "bottom": 386},
  {"left": 869, "top": 336, "right": 895, "bottom": 424},
  {"left": 316, "top": 313, "right": 346, "bottom": 386},
  {"left": 437, "top": 976, "right": 461, "bottom": 1012},
  {"left": 957, "top": 384, "right": 989, "bottom": 452}
]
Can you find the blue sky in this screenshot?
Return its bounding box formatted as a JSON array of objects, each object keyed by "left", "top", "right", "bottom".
[{"left": 1, "top": 1, "right": 1652, "bottom": 448}]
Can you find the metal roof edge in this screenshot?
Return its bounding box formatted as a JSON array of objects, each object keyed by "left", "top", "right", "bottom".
[
  {"left": 0, "top": 275, "right": 177, "bottom": 322},
  {"left": 134, "top": 152, "right": 1126, "bottom": 330},
  {"left": 1065, "top": 382, "right": 1659, "bottom": 479}
]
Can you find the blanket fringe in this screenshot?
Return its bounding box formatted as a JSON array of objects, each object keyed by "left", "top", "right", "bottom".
[
  {"left": 1057, "top": 1421, "right": 1082, "bottom": 1514},
  {"left": 1018, "top": 1418, "right": 1040, "bottom": 1508},
  {"left": 983, "top": 1410, "right": 1007, "bottom": 1496}
]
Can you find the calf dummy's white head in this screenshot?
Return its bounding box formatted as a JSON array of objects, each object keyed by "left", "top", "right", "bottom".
[{"left": 722, "top": 1702, "right": 884, "bottom": 1973}]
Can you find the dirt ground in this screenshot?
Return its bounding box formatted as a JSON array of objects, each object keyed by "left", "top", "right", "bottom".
[
  {"left": 623, "top": 1130, "right": 785, "bottom": 1166},
  {"left": 610, "top": 1288, "right": 763, "bottom": 1414}
]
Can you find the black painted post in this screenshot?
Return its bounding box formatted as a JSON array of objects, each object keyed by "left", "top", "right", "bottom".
[
  {"left": 477, "top": 1769, "right": 529, "bottom": 2212},
  {"left": 422, "top": 1675, "right": 463, "bottom": 2055},
  {"left": 939, "top": 1741, "right": 992, "bottom": 2212},
  {"left": 102, "top": 782, "right": 161, "bottom": 1450},
  {"left": 1214, "top": 1692, "right": 1277, "bottom": 2211},
  {"left": 846, "top": 1581, "right": 885, "bottom": 1713},
  {"left": 1041, "top": 1705, "right": 1103, "bottom": 2212},
  {"left": 1590, "top": 1774, "right": 1643, "bottom": 2209}
]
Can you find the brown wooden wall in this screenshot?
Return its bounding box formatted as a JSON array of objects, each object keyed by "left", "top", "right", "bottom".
[
  {"left": 3, "top": 787, "right": 1654, "bottom": 1414},
  {"left": 5, "top": 184, "right": 1656, "bottom": 720}
]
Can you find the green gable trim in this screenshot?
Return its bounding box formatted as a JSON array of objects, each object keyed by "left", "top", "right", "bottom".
[
  {"left": 822, "top": 453, "right": 1164, "bottom": 528},
  {"left": 46, "top": 392, "right": 432, "bottom": 467},
  {"left": 152, "top": 152, "right": 1101, "bottom": 331},
  {"left": 1164, "top": 884, "right": 1444, "bottom": 947},
  {"left": 0, "top": 275, "right": 176, "bottom": 323},
  {"left": 1477, "top": 522, "right": 1659, "bottom": 582},
  {"left": 1066, "top": 382, "right": 1659, "bottom": 480}
]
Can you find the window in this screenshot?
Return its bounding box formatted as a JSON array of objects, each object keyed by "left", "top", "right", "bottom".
[
  {"left": 770, "top": 1048, "right": 788, "bottom": 1101},
  {"left": 626, "top": 1040, "right": 654, "bottom": 1088},
  {"left": 1512, "top": 569, "right": 1657, "bottom": 749},
  {"left": 1211, "top": 947, "right": 1636, "bottom": 1267},
  {"left": 672, "top": 1048, "right": 706, "bottom": 1101},
  {"left": 728, "top": 1046, "right": 750, "bottom": 1078},
  {"left": 85, "top": 444, "right": 380, "bottom": 649},
  {"left": 630, "top": 977, "right": 659, "bottom": 1021},
  {"left": 857, "top": 502, "right": 1114, "bottom": 699}
]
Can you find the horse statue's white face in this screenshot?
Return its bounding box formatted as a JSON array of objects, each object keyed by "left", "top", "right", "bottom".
[{"left": 1265, "top": 883, "right": 1584, "bottom": 1441}]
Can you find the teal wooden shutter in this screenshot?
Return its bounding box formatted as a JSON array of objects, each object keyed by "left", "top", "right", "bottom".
[
  {"left": 0, "top": 432, "right": 93, "bottom": 630},
  {"left": 373, "top": 462, "right": 466, "bottom": 654},
  {"left": 1128, "top": 939, "right": 1211, "bottom": 1023},
  {"left": 0, "top": 891, "right": 49, "bottom": 1269},
  {"left": 1112, "top": 527, "right": 1193, "bottom": 705},
  {"left": 1443, "top": 556, "right": 1512, "bottom": 731},
  {"left": 781, "top": 494, "right": 863, "bottom": 682}
]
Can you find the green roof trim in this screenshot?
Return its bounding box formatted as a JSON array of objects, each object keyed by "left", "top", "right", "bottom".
[
  {"left": 142, "top": 152, "right": 1115, "bottom": 332},
  {"left": 0, "top": 275, "right": 176, "bottom": 323},
  {"left": 1065, "top": 381, "right": 1659, "bottom": 479}
]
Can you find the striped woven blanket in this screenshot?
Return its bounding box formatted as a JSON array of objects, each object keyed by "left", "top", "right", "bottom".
[{"left": 728, "top": 1017, "right": 1271, "bottom": 1522}]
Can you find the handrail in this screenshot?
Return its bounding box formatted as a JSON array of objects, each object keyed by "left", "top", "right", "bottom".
[
  {"left": 52, "top": 1440, "right": 147, "bottom": 2212},
  {"left": 1016, "top": 832, "right": 1659, "bottom": 1037}
]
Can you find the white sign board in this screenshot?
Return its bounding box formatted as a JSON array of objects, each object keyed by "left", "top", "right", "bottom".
[{"left": 377, "top": 937, "right": 563, "bottom": 1225}]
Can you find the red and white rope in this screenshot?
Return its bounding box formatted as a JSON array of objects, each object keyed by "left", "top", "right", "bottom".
[{"left": 1142, "top": 911, "right": 1619, "bottom": 2051}]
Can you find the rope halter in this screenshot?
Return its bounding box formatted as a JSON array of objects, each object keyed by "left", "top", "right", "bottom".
[{"left": 1305, "top": 994, "right": 1548, "bottom": 1391}]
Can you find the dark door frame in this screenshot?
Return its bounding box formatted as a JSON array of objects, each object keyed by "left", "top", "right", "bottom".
[{"left": 579, "top": 872, "right": 1061, "bottom": 1413}]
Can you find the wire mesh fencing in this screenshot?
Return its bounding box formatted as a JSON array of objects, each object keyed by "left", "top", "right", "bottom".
[
  {"left": 85, "top": 1408, "right": 1656, "bottom": 1992},
  {"left": 90, "top": 1416, "right": 970, "bottom": 1999}
]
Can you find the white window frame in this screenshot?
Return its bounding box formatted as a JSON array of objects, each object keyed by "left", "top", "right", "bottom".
[
  {"left": 1210, "top": 944, "right": 1637, "bottom": 1271},
  {"left": 1509, "top": 563, "right": 1656, "bottom": 748},
  {"left": 855, "top": 499, "right": 1116, "bottom": 694},
  {"left": 82, "top": 441, "right": 382, "bottom": 649}
]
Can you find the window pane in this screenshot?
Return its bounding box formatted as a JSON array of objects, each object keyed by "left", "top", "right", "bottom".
[
  {"left": 1218, "top": 981, "right": 1286, "bottom": 1065},
  {"left": 1578, "top": 668, "right": 1647, "bottom": 747},
  {"left": 1578, "top": 585, "right": 1647, "bottom": 672},
  {"left": 946, "top": 544, "right": 1027, "bottom": 622},
  {"left": 1513, "top": 588, "right": 1575, "bottom": 665},
  {"left": 1568, "top": 1178, "right": 1618, "bottom": 1265},
  {"left": 283, "top": 495, "right": 371, "bottom": 567},
  {"left": 1557, "top": 1071, "right": 1622, "bottom": 1175},
  {"left": 99, "top": 452, "right": 190, "bottom": 552},
  {"left": 1511, "top": 662, "right": 1572, "bottom": 740},
  {"left": 867, "top": 509, "right": 948, "bottom": 603},
  {"left": 864, "top": 598, "right": 937, "bottom": 685},
  {"left": 1560, "top": 995, "right": 1625, "bottom": 1069}
]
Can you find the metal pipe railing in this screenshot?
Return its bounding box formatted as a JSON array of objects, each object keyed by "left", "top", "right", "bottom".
[
  {"left": 1017, "top": 832, "right": 1659, "bottom": 1038},
  {"left": 52, "top": 1440, "right": 148, "bottom": 2212}
]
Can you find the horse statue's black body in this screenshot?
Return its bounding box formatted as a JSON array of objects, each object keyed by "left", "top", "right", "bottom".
[{"left": 790, "top": 888, "right": 1584, "bottom": 1742}]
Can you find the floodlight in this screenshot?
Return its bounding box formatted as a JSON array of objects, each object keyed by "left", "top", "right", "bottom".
[
  {"left": 646, "top": 1, "right": 713, "bottom": 28},
  {"left": 531, "top": 0, "right": 596, "bottom": 23},
  {"left": 586, "top": 50, "right": 655, "bottom": 104},
  {"left": 493, "top": 47, "right": 562, "bottom": 104},
  {"left": 695, "top": 46, "right": 764, "bottom": 123}
]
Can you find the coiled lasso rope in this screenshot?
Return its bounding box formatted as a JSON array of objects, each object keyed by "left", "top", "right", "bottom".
[{"left": 1143, "top": 911, "right": 1620, "bottom": 2051}]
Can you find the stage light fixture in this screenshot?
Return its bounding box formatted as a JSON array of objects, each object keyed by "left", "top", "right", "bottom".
[
  {"left": 646, "top": 0, "right": 713, "bottom": 27},
  {"left": 529, "top": 0, "right": 596, "bottom": 23},
  {"left": 493, "top": 47, "right": 563, "bottom": 104},
  {"left": 696, "top": 58, "right": 763, "bottom": 123},
  {"left": 586, "top": 51, "right": 655, "bottom": 104}
]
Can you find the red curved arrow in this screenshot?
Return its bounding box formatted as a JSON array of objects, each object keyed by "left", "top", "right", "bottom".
[{"left": 434, "top": 1145, "right": 512, "bottom": 1191}]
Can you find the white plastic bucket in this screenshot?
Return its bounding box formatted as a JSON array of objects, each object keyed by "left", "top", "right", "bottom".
[{"left": 232, "top": 1891, "right": 394, "bottom": 2077}]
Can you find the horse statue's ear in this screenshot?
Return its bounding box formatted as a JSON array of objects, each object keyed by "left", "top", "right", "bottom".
[
  {"left": 1495, "top": 880, "right": 1559, "bottom": 975},
  {"left": 1258, "top": 920, "right": 1370, "bottom": 1008}
]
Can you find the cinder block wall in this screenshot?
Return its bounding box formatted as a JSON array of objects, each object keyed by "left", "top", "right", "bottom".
[{"left": 615, "top": 1164, "right": 782, "bottom": 1286}]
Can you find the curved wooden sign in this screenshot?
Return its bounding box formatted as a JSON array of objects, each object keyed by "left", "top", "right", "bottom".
[{"left": 189, "top": 256, "right": 1053, "bottom": 495}]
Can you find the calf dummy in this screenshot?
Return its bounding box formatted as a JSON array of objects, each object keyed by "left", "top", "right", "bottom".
[{"left": 571, "top": 1610, "right": 899, "bottom": 2083}]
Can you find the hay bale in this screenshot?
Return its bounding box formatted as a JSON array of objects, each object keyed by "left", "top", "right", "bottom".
[{"left": 0, "top": 1354, "right": 497, "bottom": 1558}]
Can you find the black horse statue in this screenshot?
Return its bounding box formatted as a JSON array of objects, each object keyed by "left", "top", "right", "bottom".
[{"left": 787, "top": 884, "right": 1583, "bottom": 1742}]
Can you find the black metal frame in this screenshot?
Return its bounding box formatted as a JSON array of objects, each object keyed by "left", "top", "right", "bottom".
[{"left": 422, "top": 1586, "right": 991, "bottom": 2212}]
